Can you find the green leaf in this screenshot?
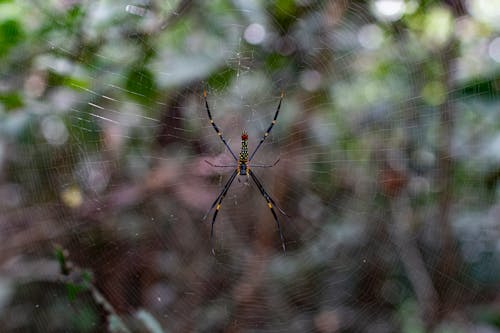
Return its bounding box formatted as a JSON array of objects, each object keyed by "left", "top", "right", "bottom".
[
  {"left": 0, "top": 92, "right": 23, "bottom": 110},
  {"left": 0, "top": 19, "right": 25, "bottom": 56},
  {"left": 81, "top": 271, "right": 93, "bottom": 288},
  {"left": 265, "top": 53, "right": 292, "bottom": 71},
  {"left": 54, "top": 246, "right": 69, "bottom": 275},
  {"left": 125, "top": 67, "right": 157, "bottom": 103},
  {"left": 66, "top": 283, "right": 85, "bottom": 301},
  {"left": 268, "top": 0, "right": 298, "bottom": 31},
  {"left": 72, "top": 305, "right": 99, "bottom": 333},
  {"left": 207, "top": 67, "right": 236, "bottom": 90}
]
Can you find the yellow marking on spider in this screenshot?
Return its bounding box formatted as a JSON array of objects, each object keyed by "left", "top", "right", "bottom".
[
  {"left": 216, "top": 204, "right": 221, "bottom": 210},
  {"left": 268, "top": 203, "right": 273, "bottom": 208},
  {"left": 218, "top": 132, "right": 222, "bottom": 136},
  {"left": 204, "top": 89, "right": 207, "bottom": 97},
  {"left": 264, "top": 133, "right": 269, "bottom": 137},
  {"left": 210, "top": 120, "right": 214, "bottom": 123},
  {"left": 272, "top": 120, "right": 276, "bottom": 124}
]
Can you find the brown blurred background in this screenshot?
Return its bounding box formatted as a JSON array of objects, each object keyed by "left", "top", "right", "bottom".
[{"left": 1, "top": 0, "right": 500, "bottom": 332}]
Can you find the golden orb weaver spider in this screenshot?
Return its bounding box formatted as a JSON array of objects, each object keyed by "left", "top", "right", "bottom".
[{"left": 203, "top": 89, "right": 287, "bottom": 255}]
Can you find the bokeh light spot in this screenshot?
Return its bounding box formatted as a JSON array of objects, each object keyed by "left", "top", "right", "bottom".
[
  {"left": 421, "top": 81, "right": 446, "bottom": 106},
  {"left": 358, "top": 24, "right": 384, "bottom": 50},
  {"left": 125, "top": 5, "right": 147, "bottom": 17},
  {"left": 467, "top": 0, "right": 500, "bottom": 29},
  {"left": 488, "top": 37, "right": 500, "bottom": 63},
  {"left": 422, "top": 6, "right": 453, "bottom": 47},
  {"left": 41, "top": 115, "right": 68, "bottom": 146},
  {"left": 244, "top": 23, "right": 266, "bottom": 45},
  {"left": 372, "top": 0, "right": 406, "bottom": 22},
  {"left": 300, "top": 70, "right": 322, "bottom": 91},
  {"left": 61, "top": 186, "right": 83, "bottom": 208}
]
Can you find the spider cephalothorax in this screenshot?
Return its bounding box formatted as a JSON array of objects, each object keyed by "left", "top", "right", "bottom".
[{"left": 203, "top": 89, "right": 287, "bottom": 254}]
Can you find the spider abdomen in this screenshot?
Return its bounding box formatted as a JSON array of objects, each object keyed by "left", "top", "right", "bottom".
[{"left": 238, "top": 163, "right": 248, "bottom": 175}]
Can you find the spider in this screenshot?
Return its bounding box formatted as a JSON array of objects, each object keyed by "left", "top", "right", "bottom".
[{"left": 203, "top": 89, "right": 287, "bottom": 255}]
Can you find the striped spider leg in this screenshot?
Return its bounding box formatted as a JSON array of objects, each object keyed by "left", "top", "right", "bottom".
[{"left": 203, "top": 89, "right": 287, "bottom": 254}]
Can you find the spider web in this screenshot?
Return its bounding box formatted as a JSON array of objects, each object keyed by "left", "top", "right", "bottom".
[{"left": 1, "top": 0, "right": 500, "bottom": 332}]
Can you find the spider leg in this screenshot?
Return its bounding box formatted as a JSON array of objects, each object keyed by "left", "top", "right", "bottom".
[
  {"left": 204, "top": 89, "right": 238, "bottom": 161},
  {"left": 248, "top": 170, "right": 287, "bottom": 254},
  {"left": 203, "top": 170, "right": 238, "bottom": 220},
  {"left": 206, "top": 169, "right": 238, "bottom": 255},
  {"left": 204, "top": 160, "right": 238, "bottom": 168},
  {"left": 248, "top": 92, "right": 283, "bottom": 162},
  {"left": 249, "top": 169, "right": 288, "bottom": 216},
  {"left": 249, "top": 158, "right": 280, "bottom": 168}
]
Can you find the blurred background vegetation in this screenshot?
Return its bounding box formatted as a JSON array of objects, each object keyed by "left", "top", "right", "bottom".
[{"left": 1, "top": 0, "right": 500, "bottom": 332}]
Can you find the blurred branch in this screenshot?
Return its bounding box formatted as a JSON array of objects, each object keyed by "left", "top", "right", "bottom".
[
  {"left": 435, "top": 40, "right": 463, "bottom": 302},
  {"left": 158, "top": 0, "right": 194, "bottom": 31},
  {"left": 377, "top": 149, "right": 439, "bottom": 328},
  {"left": 443, "top": 0, "right": 467, "bottom": 16},
  {"left": 128, "top": 0, "right": 194, "bottom": 37},
  {"left": 56, "top": 246, "right": 159, "bottom": 333},
  {"left": 389, "top": 193, "right": 439, "bottom": 327}
]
